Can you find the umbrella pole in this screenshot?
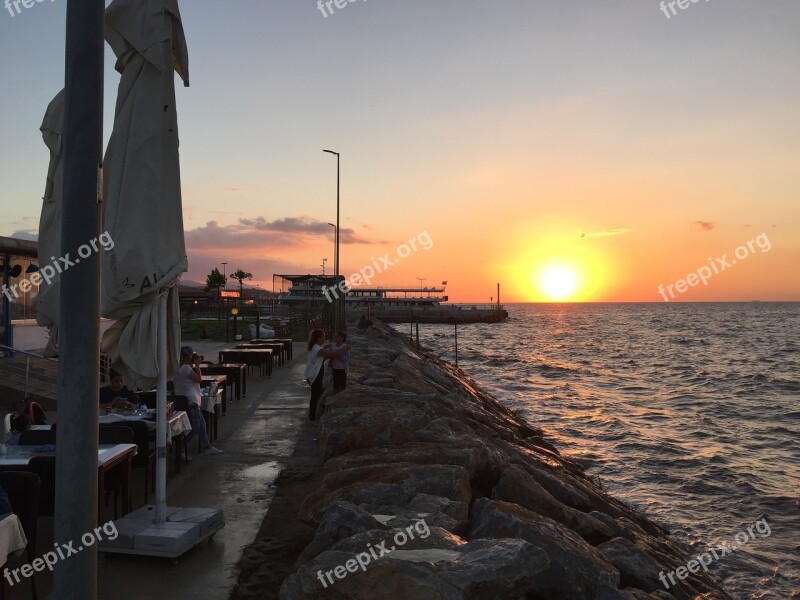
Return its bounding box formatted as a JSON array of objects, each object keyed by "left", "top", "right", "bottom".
[{"left": 155, "top": 294, "right": 168, "bottom": 523}]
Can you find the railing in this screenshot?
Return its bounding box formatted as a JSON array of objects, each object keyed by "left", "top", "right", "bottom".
[
  {"left": 364, "top": 304, "right": 505, "bottom": 314},
  {"left": 0, "top": 344, "right": 58, "bottom": 399}
]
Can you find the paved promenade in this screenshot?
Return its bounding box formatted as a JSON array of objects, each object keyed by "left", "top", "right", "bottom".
[{"left": 89, "top": 341, "right": 308, "bottom": 600}]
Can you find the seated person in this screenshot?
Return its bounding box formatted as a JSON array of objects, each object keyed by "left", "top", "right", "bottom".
[
  {"left": 7, "top": 413, "right": 30, "bottom": 445},
  {"left": 99, "top": 369, "right": 139, "bottom": 409}
]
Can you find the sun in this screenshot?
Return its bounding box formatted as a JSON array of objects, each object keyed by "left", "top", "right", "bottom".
[{"left": 538, "top": 265, "right": 580, "bottom": 301}]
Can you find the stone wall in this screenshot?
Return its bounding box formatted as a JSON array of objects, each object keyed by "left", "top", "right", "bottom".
[{"left": 280, "top": 323, "right": 731, "bottom": 600}]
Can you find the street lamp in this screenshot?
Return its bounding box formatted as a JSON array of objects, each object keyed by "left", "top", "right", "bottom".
[
  {"left": 416, "top": 277, "right": 427, "bottom": 290},
  {"left": 327, "top": 222, "right": 336, "bottom": 335},
  {"left": 231, "top": 307, "right": 239, "bottom": 341},
  {"left": 323, "top": 150, "right": 340, "bottom": 329}
]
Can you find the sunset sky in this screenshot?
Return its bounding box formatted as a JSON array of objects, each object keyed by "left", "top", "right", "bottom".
[{"left": 0, "top": 1, "right": 798, "bottom": 302}]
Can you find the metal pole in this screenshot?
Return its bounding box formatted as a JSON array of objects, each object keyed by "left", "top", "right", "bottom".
[
  {"left": 54, "top": 0, "right": 104, "bottom": 597},
  {"left": 335, "top": 154, "right": 340, "bottom": 330},
  {"left": 324, "top": 150, "right": 341, "bottom": 330},
  {"left": 155, "top": 296, "right": 168, "bottom": 523},
  {"left": 454, "top": 323, "right": 458, "bottom": 367},
  {"left": 416, "top": 320, "right": 419, "bottom": 348}
]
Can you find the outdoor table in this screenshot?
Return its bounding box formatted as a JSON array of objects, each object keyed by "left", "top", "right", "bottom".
[
  {"left": 236, "top": 342, "right": 285, "bottom": 367},
  {"left": 200, "top": 390, "right": 223, "bottom": 441},
  {"left": 0, "top": 444, "right": 137, "bottom": 517},
  {"left": 274, "top": 338, "right": 293, "bottom": 361},
  {"left": 99, "top": 410, "right": 191, "bottom": 445},
  {"left": 201, "top": 374, "right": 227, "bottom": 414},
  {"left": 204, "top": 363, "right": 246, "bottom": 400},
  {"left": 0, "top": 512, "right": 27, "bottom": 600},
  {"left": 219, "top": 349, "right": 273, "bottom": 378}
]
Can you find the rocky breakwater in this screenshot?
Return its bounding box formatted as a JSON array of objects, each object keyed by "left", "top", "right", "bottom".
[{"left": 280, "top": 324, "right": 731, "bottom": 600}]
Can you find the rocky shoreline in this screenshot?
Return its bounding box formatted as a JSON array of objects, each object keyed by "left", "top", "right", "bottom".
[{"left": 278, "top": 323, "right": 732, "bottom": 599}]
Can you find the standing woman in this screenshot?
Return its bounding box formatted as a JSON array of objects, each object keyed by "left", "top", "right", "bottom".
[{"left": 305, "top": 329, "right": 340, "bottom": 421}]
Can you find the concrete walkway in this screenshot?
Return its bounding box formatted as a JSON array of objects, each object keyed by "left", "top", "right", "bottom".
[{"left": 89, "top": 341, "right": 309, "bottom": 600}]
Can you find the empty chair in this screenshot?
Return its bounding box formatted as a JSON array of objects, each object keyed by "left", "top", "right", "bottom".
[
  {"left": 98, "top": 425, "right": 134, "bottom": 519},
  {"left": 18, "top": 429, "right": 55, "bottom": 446},
  {"left": 27, "top": 456, "right": 55, "bottom": 518},
  {"left": 102, "top": 420, "right": 155, "bottom": 503},
  {"left": 0, "top": 471, "right": 41, "bottom": 599},
  {"left": 138, "top": 390, "right": 157, "bottom": 409}
]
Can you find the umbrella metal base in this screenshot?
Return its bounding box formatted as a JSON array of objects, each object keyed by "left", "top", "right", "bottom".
[{"left": 97, "top": 505, "right": 225, "bottom": 558}]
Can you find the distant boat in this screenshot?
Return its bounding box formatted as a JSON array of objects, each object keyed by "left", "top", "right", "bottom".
[{"left": 276, "top": 275, "right": 508, "bottom": 324}]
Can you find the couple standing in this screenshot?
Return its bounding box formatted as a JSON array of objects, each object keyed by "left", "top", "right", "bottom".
[{"left": 305, "top": 329, "right": 350, "bottom": 421}]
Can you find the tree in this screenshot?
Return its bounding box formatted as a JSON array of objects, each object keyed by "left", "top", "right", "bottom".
[
  {"left": 205, "top": 268, "right": 226, "bottom": 294},
  {"left": 229, "top": 269, "right": 253, "bottom": 305}
]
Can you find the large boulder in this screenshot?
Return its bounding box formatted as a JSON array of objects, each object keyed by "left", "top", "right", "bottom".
[
  {"left": 468, "top": 498, "right": 620, "bottom": 599},
  {"left": 280, "top": 537, "right": 549, "bottom": 600},
  {"left": 298, "top": 501, "right": 385, "bottom": 563},
  {"left": 492, "top": 464, "right": 616, "bottom": 545},
  {"left": 300, "top": 464, "right": 472, "bottom": 525}
]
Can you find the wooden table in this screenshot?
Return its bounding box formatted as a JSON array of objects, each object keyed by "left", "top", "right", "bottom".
[
  {"left": 236, "top": 342, "right": 285, "bottom": 366},
  {"left": 274, "top": 338, "right": 294, "bottom": 361},
  {"left": 201, "top": 374, "right": 227, "bottom": 414},
  {"left": 0, "top": 444, "right": 137, "bottom": 519},
  {"left": 219, "top": 348, "right": 273, "bottom": 377},
  {"left": 204, "top": 363, "right": 246, "bottom": 400}
]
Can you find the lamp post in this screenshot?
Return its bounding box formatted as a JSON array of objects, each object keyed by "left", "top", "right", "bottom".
[
  {"left": 327, "top": 223, "right": 336, "bottom": 335},
  {"left": 416, "top": 277, "right": 427, "bottom": 290},
  {"left": 323, "top": 150, "right": 340, "bottom": 329},
  {"left": 231, "top": 307, "right": 239, "bottom": 341}
]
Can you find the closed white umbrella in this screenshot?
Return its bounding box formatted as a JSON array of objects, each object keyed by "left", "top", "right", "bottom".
[
  {"left": 102, "top": 0, "right": 189, "bottom": 524},
  {"left": 36, "top": 89, "right": 65, "bottom": 358}
]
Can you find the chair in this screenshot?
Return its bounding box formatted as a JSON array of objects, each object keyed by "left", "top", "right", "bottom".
[
  {"left": 17, "top": 429, "right": 56, "bottom": 446},
  {"left": 102, "top": 421, "right": 155, "bottom": 503},
  {"left": 169, "top": 395, "right": 193, "bottom": 458},
  {"left": 98, "top": 425, "right": 134, "bottom": 519},
  {"left": 26, "top": 456, "right": 55, "bottom": 518},
  {"left": 138, "top": 390, "right": 157, "bottom": 409},
  {"left": 0, "top": 471, "right": 40, "bottom": 600}
]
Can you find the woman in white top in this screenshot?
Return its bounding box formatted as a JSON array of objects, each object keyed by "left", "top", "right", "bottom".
[
  {"left": 304, "top": 329, "right": 343, "bottom": 421},
  {"left": 173, "top": 346, "right": 222, "bottom": 456}
]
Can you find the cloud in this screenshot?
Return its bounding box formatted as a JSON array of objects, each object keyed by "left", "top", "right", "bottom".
[
  {"left": 693, "top": 221, "right": 716, "bottom": 232},
  {"left": 9, "top": 230, "right": 38, "bottom": 241},
  {"left": 578, "top": 228, "right": 631, "bottom": 238},
  {"left": 184, "top": 215, "right": 370, "bottom": 252}
]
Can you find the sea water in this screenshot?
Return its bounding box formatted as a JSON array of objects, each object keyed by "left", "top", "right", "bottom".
[{"left": 410, "top": 302, "right": 800, "bottom": 599}]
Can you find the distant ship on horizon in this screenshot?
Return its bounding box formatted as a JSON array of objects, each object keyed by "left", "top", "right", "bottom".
[{"left": 276, "top": 275, "right": 508, "bottom": 324}]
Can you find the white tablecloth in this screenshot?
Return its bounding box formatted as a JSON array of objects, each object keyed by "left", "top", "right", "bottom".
[
  {"left": 200, "top": 390, "right": 222, "bottom": 414},
  {"left": 0, "top": 514, "right": 27, "bottom": 566},
  {"left": 99, "top": 411, "right": 191, "bottom": 444}
]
